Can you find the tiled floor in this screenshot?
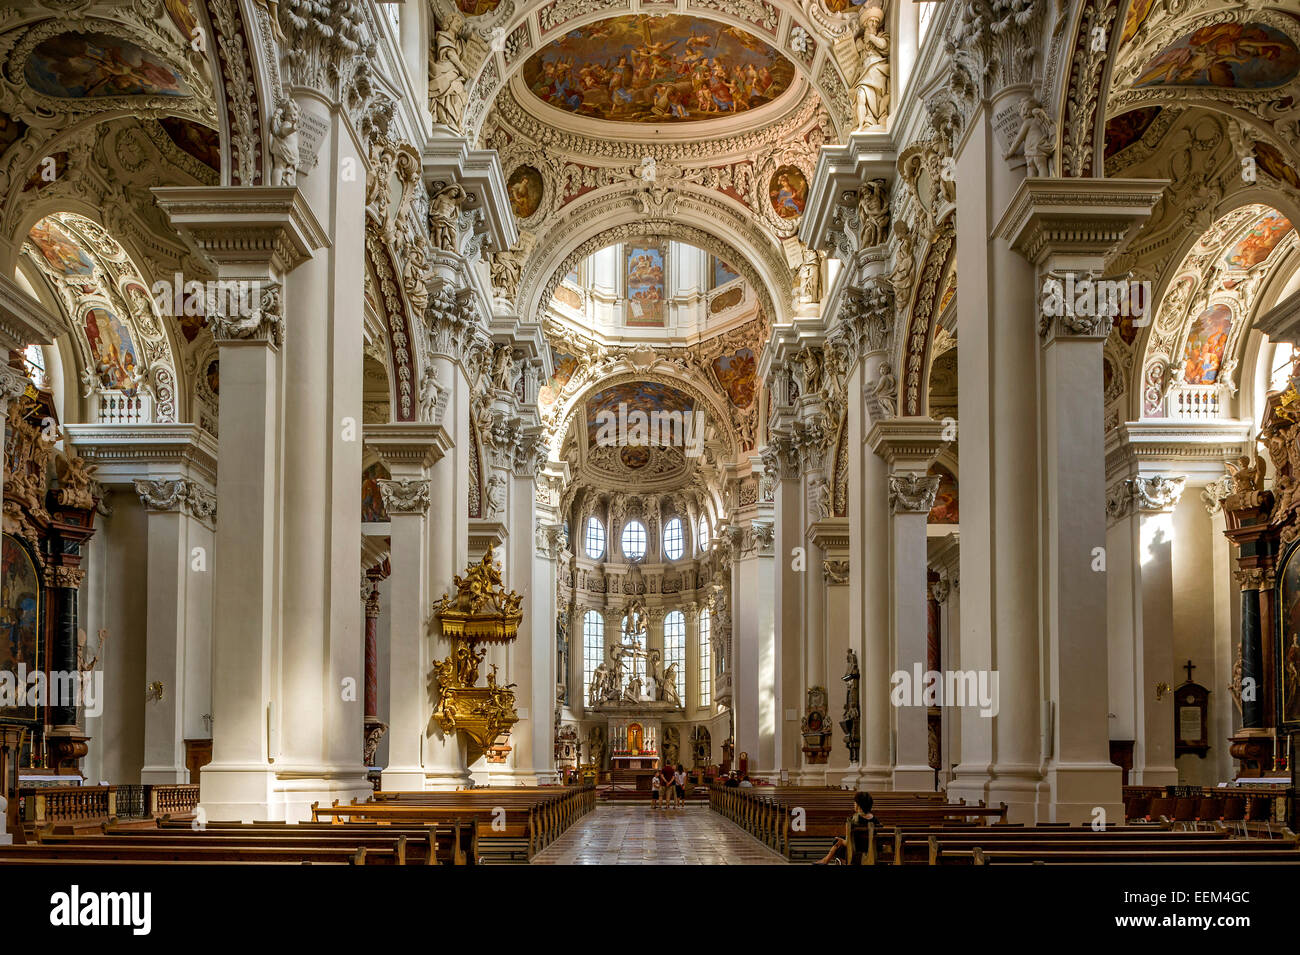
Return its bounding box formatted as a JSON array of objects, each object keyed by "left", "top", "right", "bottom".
[{"left": 531, "top": 803, "right": 788, "bottom": 865}]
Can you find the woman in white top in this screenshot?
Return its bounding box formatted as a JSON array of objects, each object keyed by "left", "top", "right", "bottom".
[{"left": 672, "top": 765, "right": 687, "bottom": 810}]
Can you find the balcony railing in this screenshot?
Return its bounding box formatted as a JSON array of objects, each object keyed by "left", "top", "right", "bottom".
[
  {"left": 95, "top": 390, "right": 153, "bottom": 424},
  {"left": 1167, "top": 383, "right": 1223, "bottom": 421}
]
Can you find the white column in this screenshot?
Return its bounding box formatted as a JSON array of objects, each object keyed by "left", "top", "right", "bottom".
[
  {"left": 1109, "top": 475, "right": 1185, "bottom": 787},
  {"left": 872, "top": 418, "right": 945, "bottom": 791},
  {"left": 950, "top": 96, "right": 1044, "bottom": 820},
  {"left": 136, "top": 480, "right": 216, "bottom": 784},
  {"left": 368, "top": 425, "right": 449, "bottom": 791},
  {"left": 154, "top": 186, "right": 327, "bottom": 821},
  {"left": 996, "top": 176, "right": 1164, "bottom": 821}
]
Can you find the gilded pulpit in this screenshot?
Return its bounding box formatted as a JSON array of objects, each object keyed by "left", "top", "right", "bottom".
[{"left": 429, "top": 545, "right": 522, "bottom": 765}]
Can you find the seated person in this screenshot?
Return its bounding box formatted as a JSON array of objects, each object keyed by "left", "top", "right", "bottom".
[
  {"left": 723, "top": 771, "right": 740, "bottom": 788},
  {"left": 738, "top": 773, "right": 753, "bottom": 788},
  {"left": 813, "top": 792, "right": 876, "bottom": 865}
]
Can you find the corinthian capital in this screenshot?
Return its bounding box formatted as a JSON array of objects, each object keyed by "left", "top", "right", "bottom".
[
  {"left": 888, "top": 473, "right": 940, "bottom": 514},
  {"left": 425, "top": 281, "right": 482, "bottom": 363},
  {"left": 378, "top": 478, "right": 431, "bottom": 514},
  {"left": 278, "top": 1, "right": 376, "bottom": 103}
]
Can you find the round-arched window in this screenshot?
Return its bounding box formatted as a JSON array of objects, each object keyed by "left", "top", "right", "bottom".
[
  {"left": 621, "top": 520, "right": 647, "bottom": 561},
  {"left": 585, "top": 516, "right": 606, "bottom": 560},
  {"left": 663, "top": 517, "right": 684, "bottom": 561}
]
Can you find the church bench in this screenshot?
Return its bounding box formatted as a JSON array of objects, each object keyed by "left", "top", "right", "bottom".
[
  {"left": 73, "top": 826, "right": 455, "bottom": 865},
  {"left": 0, "top": 843, "right": 386, "bottom": 864},
  {"left": 948, "top": 847, "right": 1300, "bottom": 865},
  {"left": 155, "top": 818, "right": 476, "bottom": 865},
  {"left": 37, "top": 832, "right": 425, "bottom": 864},
  {"left": 312, "top": 802, "right": 548, "bottom": 860},
  {"left": 917, "top": 834, "right": 1272, "bottom": 866}
]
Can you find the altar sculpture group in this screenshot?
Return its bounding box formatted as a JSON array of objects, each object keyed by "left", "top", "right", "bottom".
[{"left": 588, "top": 598, "right": 682, "bottom": 708}]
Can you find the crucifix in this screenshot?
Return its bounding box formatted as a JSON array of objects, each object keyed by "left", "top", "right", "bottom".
[{"left": 1183, "top": 659, "right": 1196, "bottom": 683}]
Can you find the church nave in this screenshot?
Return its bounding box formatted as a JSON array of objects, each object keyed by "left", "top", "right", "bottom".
[{"left": 530, "top": 804, "right": 787, "bottom": 866}]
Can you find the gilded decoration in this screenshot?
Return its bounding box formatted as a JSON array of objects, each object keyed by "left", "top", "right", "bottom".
[{"left": 430, "top": 545, "right": 523, "bottom": 760}]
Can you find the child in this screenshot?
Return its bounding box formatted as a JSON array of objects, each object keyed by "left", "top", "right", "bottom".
[{"left": 651, "top": 770, "right": 662, "bottom": 810}]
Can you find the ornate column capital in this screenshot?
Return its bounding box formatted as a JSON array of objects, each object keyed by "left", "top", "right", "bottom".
[
  {"left": 425, "top": 281, "right": 485, "bottom": 364},
  {"left": 888, "top": 473, "right": 940, "bottom": 514},
  {"left": 823, "top": 559, "right": 850, "bottom": 585},
  {"left": 134, "top": 478, "right": 217, "bottom": 527},
  {"left": 209, "top": 282, "right": 285, "bottom": 348},
  {"left": 1106, "top": 474, "right": 1186, "bottom": 521},
  {"left": 378, "top": 478, "right": 431, "bottom": 515},
  {"left": 0, "top": 363, "right": 31, "bottom": 404}
]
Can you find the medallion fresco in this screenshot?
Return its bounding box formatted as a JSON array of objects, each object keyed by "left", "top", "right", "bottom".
[
  {"left": 507, "top": 165, "right": 544, "bottom": 220},
  {"left": 768, "top": 165, "right": 808, "bottom": 220}
]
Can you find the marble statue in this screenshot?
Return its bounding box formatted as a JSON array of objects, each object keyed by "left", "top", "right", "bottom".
[
  {"left": 269, "top": 99, "right": 301, "bottom": 186},
  {"left": 1004, "top": 97, "right": 1056, "bottom": 179}
]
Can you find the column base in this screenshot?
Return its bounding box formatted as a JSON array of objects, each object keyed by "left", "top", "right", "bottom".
[
  {"left": 199, "top": 763, "right": 275, "bottom": 822},
  {"left": 792, "top": 766, "right": 829, "bottom": 786},
  {"left": 1045, "top": 761, "right": 1123, "bottom": 826},
  {"left": 1130, "top": 765, "right": 1178, "bottom": 787},
  {"left": 947, "top": 760, "right": 993, "bottom": 806},
  {"left": 986, "top": 764, "right": 1048, "bottom": 824},
  {"left": 424, "top": 768, "right": 472, "bottom": 791},
  {"left": 269, "top": 768, "right": 374, "bottom": 823},
  {"left": 141, "top": 766, "right": 190, "bottom": 785},
  {"left": 380, "top": 767, "right": 426, "bottom": 792},
  {"left": 852, "top": 763, "right": 894, "bottom": 791},
  {"left": 892, "top": 765, "right": 938, "bottom": 792}
]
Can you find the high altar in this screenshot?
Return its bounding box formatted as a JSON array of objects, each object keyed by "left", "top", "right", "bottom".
[{"left": 606, "top": 714, "right": 665, "bottom": 770}]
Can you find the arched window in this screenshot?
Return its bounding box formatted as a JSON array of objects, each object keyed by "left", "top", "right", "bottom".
[
  {"left": 584, "top": 516, "right": 606, "bottom": 559},
  {"left": 697, "top": 515, "right": 709, "bottom": 551},
  {"left": 662, "top": 517, "right": 684, "bottom": 561},
  {"left": 699, "top": 608, "right": 712, "bottom": 707},
  {"left": 582, "top": 611, "right": 604, "bottom": 700},
  {"left": 663, "top": 610, "right": 686, "bottom": 703},
  {"left": 1270, "top": 342, "right": 1295, "bottom": 392},
  {"left": 621, "top": 520, "right": 646, "bottom": 561},
  {"left": 23, "top": 344, "right": 46, "bottom": 390}
]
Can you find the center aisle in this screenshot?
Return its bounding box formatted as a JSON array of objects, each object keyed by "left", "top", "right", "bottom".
[{"left": 531, "top": 803, "right": 789, "bottom": 865}]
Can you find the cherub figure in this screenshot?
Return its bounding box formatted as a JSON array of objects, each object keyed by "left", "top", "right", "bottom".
[{"left": 1004, "top": 97, "right": 1056, "bottom": 179}]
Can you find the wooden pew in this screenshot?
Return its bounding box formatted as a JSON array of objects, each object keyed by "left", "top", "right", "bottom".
[
  {"left": 0, "top": 843, "right": 379, "bottom": 864},
  {"left": 155, "top": 817, "right": 476, "bottom": 866},
  {"left": 51, "top": 825, "right": 438, "bottom": 865},
  {"left": 312, "top": 785, "right": 593, "bottom": 861}
]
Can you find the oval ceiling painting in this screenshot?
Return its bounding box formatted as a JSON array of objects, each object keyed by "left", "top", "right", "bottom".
[
  {"left": 25, "top": 31, "right": 188, "bottom": 98},
  {"left": 1133, "top": 22, "right": 1299, "bottom": 90},
  {"left": 523, "top": 15, "right": 796, "bottom": 124}
]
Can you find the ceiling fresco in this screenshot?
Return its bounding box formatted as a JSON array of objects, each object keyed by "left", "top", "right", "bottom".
[{"left": 522, "top": 15, "right": 796, "bottom": 125}]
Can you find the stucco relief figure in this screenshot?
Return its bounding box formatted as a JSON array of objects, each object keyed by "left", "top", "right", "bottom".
[
  {"left": 431, "top": 17, "right": 470, "bottom": 132},
  {"left": 854, "top": 4, "right": 890, "bottom": 130},
  {"left": 1004, "top": 97, "right": 1056, "bottom": 179},
  {"left": 484, "top": 472, "right": 506, "bottom": 517},
  {"left": 623, "top": 674, "right": 643, "bottom": 703},
  {"left": 794, "top": 248, "right": 822, "bottom": 305},
  {"left": 491, "top": 345, "right": 517, "bottom": 392},
  {"left": 889, "top": 220, "right": 915, "bottom": 300},
  {"left": 269, "top": 99, "right": 301, "bottom": 186},
  {"left": 428, "top": 183, "right": 467, "bottom": 252},
  {"left": 419, "top": 364, "right": 442, "bottom": 422},
  {"left": 858, "top": 178, "right": 890, "bottom": 247}
]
